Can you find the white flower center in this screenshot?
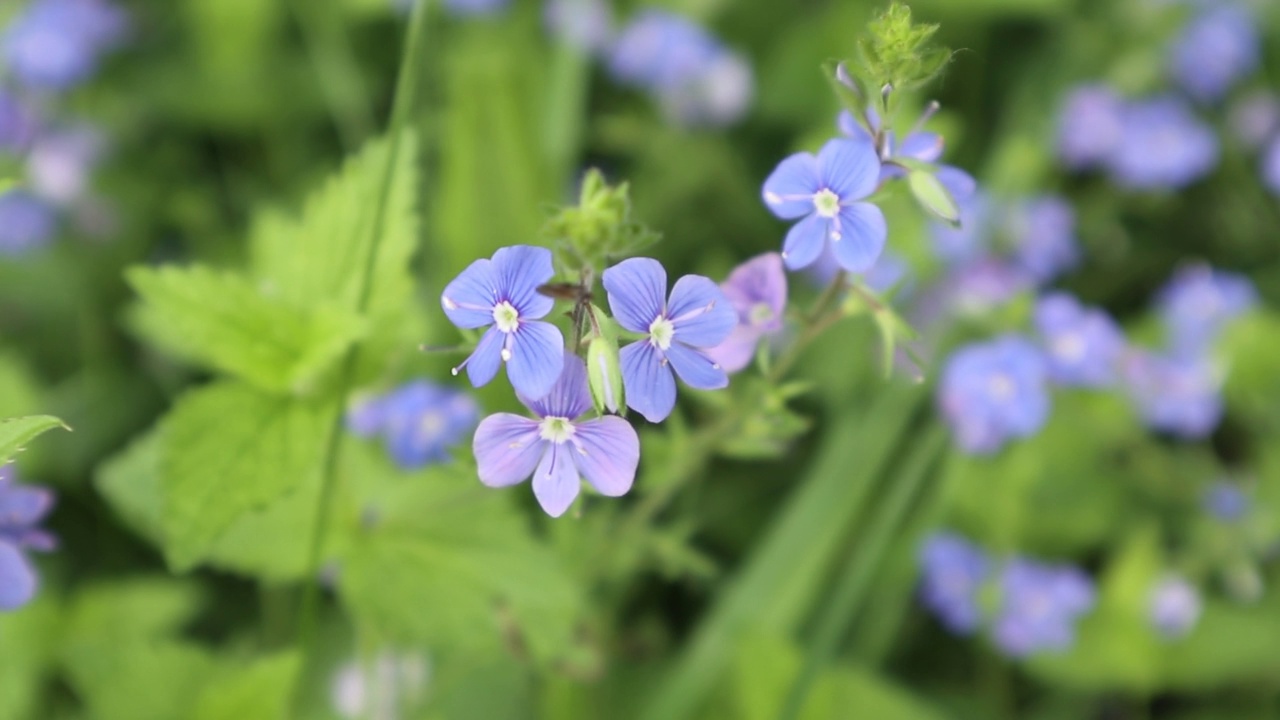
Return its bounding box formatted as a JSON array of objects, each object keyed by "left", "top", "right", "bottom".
[
  {"left": 649, "top": 316, "right": 675, "bottom": 351},
  {"left": 1052, "top": 333, "right": 1086, "bottom": 362},
  {"left": 813, "top": 188, "right": 841, "bottom": 218},
  {"left": 539, "top": 416, "right": 576, "bottom": 444},
  {"left": 418, "top": 411, "right": 445, "bottom": 438},
  {"left": 987, "top": 373, "right": 1015, "bottom": 401},
  {"left": 748, "top": 302, "right": 774, "bottom": 327},
  {"left": 493, "top": 301, "right": 520, "bottom": 333}
]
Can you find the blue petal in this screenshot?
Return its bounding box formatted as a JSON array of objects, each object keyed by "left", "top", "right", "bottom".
[
  {"left": 667, "top": 274, "right": 737, "bottom": 348},
  {"left": 817, "top": 138, "right": 880, "bottom": 201},
  {"left": 506, "top": 320, "right": 565, "bottom": 400},
  {"left": 837, "top": 110, "right": 875, "bottom": 145},
  {"left": 781, "top": 213, "right": 828, "bottom": 270},
  {"left": 830, "top": 203, "right": 887, "bottom": 272},
  {"left": 441, "top": 258, "right": 496, "bottom": 329},
  {"left": 900, "top": 132, "right": 944, "bottom": 163},
  {"left": 474, "top": 413, "right": 545, "bottom": 487},
  {"left": 705, "top": 325, "right": 762, "bottom": 374},
  {"left": 532, "top": 444, "right": 580, "bottom": 517},
  {"left": 762, "top": 151, "right": 820, "bottom": 220},
  {"left": 526, "top": 354, "right": 593, "bottom": 420},
  {"left": 572, "top": 417, "right": 640, "bottom": 497},
  {"left": 603, "top": 257, "right": 668, "bottom": 333},
  {"left": 936, "top": 165, "right": 977, "bottom": 202},
  {"left": 0, "top": 481, "right": 52, "bottom": 527},
  {"left": 460, "top": 326, "right": 505, "bottom": 388},
  {"left": 666, "top": 342, "right": 729, "bottom": 390},
  {"left": 620, "top": 341, "right": 676, "bottom": 422},
  {"left": 491, "top": 245, "right": 555, "bottom": 319},
  {"left": 0, "top": 542, "right": 36, "bottom": 610}
]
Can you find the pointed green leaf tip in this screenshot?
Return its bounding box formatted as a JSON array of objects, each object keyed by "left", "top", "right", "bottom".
[
  {"left": 907, "top": 169, "right": 961, "bottom": 227},
  {"left": 0, "top": 415, "right": 69, "bottom": 466},
  {"left": 543, "top": 168, "right": 660, "bottom": 272},
  {"left": 854, "top": 2, "right": 952, "bottom": 97}
]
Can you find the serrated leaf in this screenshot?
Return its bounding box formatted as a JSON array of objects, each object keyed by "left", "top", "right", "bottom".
[
  {"left": 0, "top": 415, "right": 68, "bottom": 466},
  {"left": 906, "top": 169, "right": 960, "bottom": 226},
  {"left": 159, "top": 381, "right": 333, "bottom": 571},
  {"left": 192, "top": 653, "right": 301, "bottom": 720},
  {"left": 128, "top": 265, "right": 366, "bottom": 396}
]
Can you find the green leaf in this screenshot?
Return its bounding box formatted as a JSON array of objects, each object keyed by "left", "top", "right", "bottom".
[
  {"left": 159, "top": 381, "right": 333, "bottom": 571},
  {"left": 192, "top": 653, "right": 301, "bottom": 720},
  {"left": 0, "top": 415, "right": 69, "bottom": 466},
  {"left": 128, "top": 265, "right": 366, "bottom": 396},
  {"left": 906, "top": 168, "right": 960, "bottom": 226},
  {"left": 0, "top": 599, "right": 60, "bottom": 720},
  {"left": 96, "top": 430, "right": 166, "bottom": 546}
]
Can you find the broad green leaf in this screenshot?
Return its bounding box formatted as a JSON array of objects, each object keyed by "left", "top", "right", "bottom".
[
  {"left": 128, "top": 265, "right": 366, "bottom": 396},
  {"left": 906, "top": 169, "right": 961, "bottom": 227},
  {"left": 0, "top": 415, "right": 68, "bottom": 466},
  {"left": 96, "top": 430, "right": 165, "bottom": 546},
  {"left": 192, "top": 652, "right": 301, "bottom": 720},
  {"left": 159, "top": 381, "right": 333, "bottom": 571}
]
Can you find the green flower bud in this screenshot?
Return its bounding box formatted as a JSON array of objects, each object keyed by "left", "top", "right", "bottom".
[{"left": 587, "top": 335, "right": 624, "bottom": 415}]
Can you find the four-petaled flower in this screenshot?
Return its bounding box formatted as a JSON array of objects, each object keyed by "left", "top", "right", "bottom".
[
  {"left": 603, "top": 257, "right": 737, "bottom": 422},
  {"left": 441, "top": 245, "right": 566, "bottom": 400},
  {"left": 761, "top": 138, "right": 887, "bottom": 272},
  {"left": 993, "top": 558, "right": 1096, "bottom": 657},
  {"left": 473, "top": 356, "right": 640, "bottom": 517},
  {"left": 938, "top": 335, "right": 1050, "bottom": 454},
  {"left": 706, "top": 252, "right": 788, "bottom": 374},
  {"left": 0, "top": 465, "right": 56, "bottom": 611},
  {"left": 346, "top": 381, "right": 479, "bottom": 470}
]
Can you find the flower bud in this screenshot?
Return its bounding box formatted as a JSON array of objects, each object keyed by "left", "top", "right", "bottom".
[{"left": 587, "top": 334, "right": 624, "bottom": 415}]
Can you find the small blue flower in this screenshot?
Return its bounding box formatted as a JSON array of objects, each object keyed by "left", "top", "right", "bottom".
[
  {"left": 1156, "top": 265, "right": 1256, "bottom": 356},
  {"left": 762, "top": 139, "right": 887, "bottom": 272},
  {"left": 1034, "top": 293, "right": 1126, "bottom": 388},
  {"left": 1203, "top": 481, "right": 1249, "bottom": 522},
  {"left": 347, "top": 382, "right": 480, "bottom": 470},
  {"left": 1056, "top": 84, "right": 1125, "bottom": 170},
  {"left": 603, "top": 257, "right": 737, "bottom": 422},
  {"left": 1169, "top": 4, "right": 1258, "bottom": 104},
  {"left": 0, "top": 91, "right": 38, "bottom": 152},
  {"left": 1006, "top": 196, "right": 1079, "bottom": 284},
  {"left": 939, "top": 335, "right": 1050, "bottom": 454},
  {"left": 993, "top": 558, "right": 1095, "bottom": 657},
  {"left": 1229, "top": 91, "right": 1280, "bottom": 150},
  {"left": 1263, "top": 137, "right": 1280, "bottom": 197},
  {"left": 919, "top": 532, "right": 990, "bottom": 635},
  {"left": 706, "top": 253, "right": 788, "bottom": 374},
  {"left": 441, "top": 245, "right": 566, "bottom": 400},
  {"left": 0, "top": 190, "right": 57, "bottom": 255},
  {"left": 26, "top": 124, "right": 105, "bottom": 205},
  {"left": 1122, "top": 350, "right": 1222, "bottom": 439},
  {"left": 1108, "top": 96, "right": 1218, "bottom": 190},
  {"left": 2, "top": 0, "right": 128, "bottom": 90},
  {"left": 0, "top": 465, "right": 56, "bottom": 612},
  {"left": 1148, "top": 575, "right": 1202, "bottom": 639}
]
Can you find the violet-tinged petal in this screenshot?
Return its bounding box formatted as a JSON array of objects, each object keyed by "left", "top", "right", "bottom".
[
  {"left": 345, "top": 394, "right": 387, "bottom": 438},
  {"left": 620, "top": 341, "right": 676, "bottom": 422},
  {"left": 818, "top": 138, "right": 880, "bottom": 200},
  {"left": 473, "top": 414, "right": 544, "bottom": 487},
  {"left": 506, "top": 321, "right": 565, "bottom": 400},
  {"left": 830, "top": 203, "right": 887, "bottom": 272},
  {"left": 705, "top": 325, "right": 762, "bottom": 374},
  {"left": 603, "top": 257, "right": 669, "bottom": 333},
  {"left": 526, "top": 355, "right": 593, "bottom": 421},
  {"left": 491, "top": 245, "right": 555, "bottom": 318},
  {"left": 460, "top": 326, "right": 505, "bottom": 389},
  {"left": 572, "top": 417, "right": 640, "bottom": 497},
  {"left": 1264, "top": 136, "right": 1280, "bottom": 196},
  {"left": 762, "top": 151, "right": 820, "bottom": 219},
  {"left": 441, "top": 258, "right": 496, "bottom": 328},
  {"left": 781, "top": 213, "right": 828, "bottom": 270},
  {"left": 532, "top": 445, "right": 580, "bottom": 517},
  {"left": 667, "top": 274, "right": 736, "bottom": 347},
  {"left": 0, "top": 542, "right": 36, "bottom": 611},
  {"left": 836, "top": 110, "right": 875, "bottom": 146},
  {"left": 720, "top": 252, "right": 787, "bottom": 333},
  {"left": 0, "top": 483, "right": 53, "bottom": 527},
  {"left": 935, "top": 165, "right": 977, "bottom": 202},
  {"left": 899, "top": 132, "right": 944, "bottom": 163},
  {"left": 665, "top": 342, "right": 728, "bottom": 390}
]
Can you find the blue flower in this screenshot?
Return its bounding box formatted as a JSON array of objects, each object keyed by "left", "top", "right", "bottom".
[
  {"left": 1148, "top": 575, "right": 1202, "bottom": 639},
  {"left": 930, "top": 191, "right": 989, "bottom": 266},
  {"left": 0, "top": 91, "right": 38, "bottom": 153},
  {"left": 0, "top": 190, "right": 57, "bottom": 255},
  {"left": 919, "top": 532, "right": 990, "bottom": 635},
  {"left": 1006, "top": 196, "right": 1079, "bottom": 284},
  {"left": 1056, "top": 84, "right": 1125, "bottom": 170},
  {"left": 441, "top": 245, "right": 566, "bottom": 400},
  {"left": 347, "top": 382, "right": 479, "bottom": 470},
  {"left": 26, "top": 124, "right": 105, "bottom": 205},
  {"left": 1156, "top": 265, "right": 1256, "bottom": 356},
  {"left": 1229, "top": 91, "right": 1280, "bottom": 150},
  {"left": 1034, "top": 293, "right": 1126, "bottom": 388},
  {"left": 2, "top": 0, "right": 128, "bottom": 91},
  {"left": 993, "top": 558, "right": 1095, "bottom": 657},
  {"left": 1263, "top": 136, "right": 1280, "bottom": 196},
  {"left": 706, "top": 253, "right": 788, "bottom": 374},
  {"left": 473, "top": 355, "right": 640, "bottom": 517},
  {"left": 1122, "top": 351, "right": 1222, "bottom": 439},
  {"left": 1169, "top": 4, "right": 1258, "bottom": 104},
  {"left": 762, "top": 139, "right": 886, "bottom": 272},
  {"left": 939, "top": 336, "right": 1050, "bottom": 454},
  {"left": 0, "top": 465, "right": 56, "bottom": 612},
  {"left": 603, "top": 257, "right": 737, "bottom": 422},
  {"left": 1108, "top": 96, "right": 1218, "bottom": 190},
  {"left": 1203, "top": 481, "right": 1249, "bottom": 522}
]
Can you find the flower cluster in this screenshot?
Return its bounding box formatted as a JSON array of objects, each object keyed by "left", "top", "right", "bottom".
[
  {"left": 0, "top": 465, "right": 56, "bottom": 612},
  {"left": 346, "top": 382, "right": 479, "bottom": 470}
]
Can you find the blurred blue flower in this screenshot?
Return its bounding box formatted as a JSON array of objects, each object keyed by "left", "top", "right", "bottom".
[
  {"left": 1169, "top": 4, "right": 1258, "bottom": 104},
  {"left": 26, "top": 124, "right": 104, "bottom": 205},
  {"left": 440, "top": 245, "right": 565, "bottom": 400},
  {"left": 347, "top": 382, "right": 480, "bottom": 470},
  {"left": 1122, "top": 350, "right": 1222, "bottom": 439},
  {"left": 919, "top": 532, "right": 990, "bottom": 634},
  {"left": 2, "top": 0, "right": 128, "bottom": 91},
  {"left": 930, "top": 191, "right": 989, "bottom": 266},
  {"left": 1056, "top": 84, "right": 1125, "bottom": 170},
  {"left": 1229, "top": 91, "right": 1280, "bottom": 150},
  {"left": 762, "top": 138, "right": 887, "bottom": 272},
  {"left": 0, "top": 189, "right": 57, "bottom": 255},
  {"left": 993, "top": 558, "right": 1095, "bottom": 657},
  {"left": 473, "top": 356, "right": 639, "bottom": 517},
  {"left": 1034, "top": 293, "right": 1125, "bottom": 388},
  {"left": 706, "top": 252, "right": 788, "bottom": 375},
  {"left": 942, "top": 258, "right": 1033, "bottom": 317},
  {"left": 444, "top": 0, "right": 510, "bottom": 17},
  {"left": 0, "top": 465, "right": 56, "bottom": 611},
  {"left": 544, "top": 0, "right": 613, "bottom": 53},
  {"left": 603, "top": 257, "right": 736, "bottom": 422},
  {"left": 939, "top": 335, "right": 1050, "bottom": 454},
  {"left": 1156, "top": 265, "right": 1256, "bottom": 355},
  {"left": 1148, "top": 575, "right": 1202, "bottom": 639},
  {"left": 1263, "top": 136, "right": 1280, "bottom": 196},
  {"left": 0, "top": 90, "right": 38, "bottom": 152},
  {"left": 1006, "top": 196, "right": 1079, "bottom": 284},
  {"left": 1203, "top": 481, "right": 1249, "bottom": 522},
  {"left": 1108, "top": 96, "right": 1218, "bottom": 190}
]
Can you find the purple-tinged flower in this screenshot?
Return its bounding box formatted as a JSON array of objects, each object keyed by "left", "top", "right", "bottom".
[
  {"left": 1149, "top": 575, "right": 1202, "bottom": 639},
  {"left": 2, "top": 0, "right": 128, "bottom": 91},
  {"left": 1263, "top": 137, "right": 1280, "bottom": 196},
  {"left": 762, "top": 139, "right": 887, "bottom": 272},
  {"left": 1156, "top": 265, "right": 1256, "bottom": 355},
  {"left": 1122, "top": 350, "right": 1222, "bottom": 439},
  {"left": 1229, "top": 91, "right": 1280, "bottom": 150},
  {"left": 1108, "top": 96, "right": 1218, "bottom": 190},
  {"left": 942, "top": 258, "right": 1033, "bottom": 316},
  {"left": 607, "top": 10, "right": 718, "bottom": 91},
  {"left": 660, "top": 49, "right": 754, "bottom": 127},
  {"left": 331, "top": 650, "right": 430, "bottom": 720},
  {"left": 544, "top": 0, "right": 614, "bottom": 53},
  {"left": 0, "top": 91, "right": 38, "bottom": 152},
  {"left": 1056, "top": 84, "right": 1125, "bottom": 169},
  {"left": 1034, "top": 293, "right": 1125, "bottom": 388},
  {"left": 1006, "top": 196, "right": 1079, "bottom": 284},
  {"left": 1169, "top": 5, "right": 1258, "bottom": 104},
  {"left": 347, "top": 382, "right": 479, "bottom": 470},
  {"left": 919, "top": 533, "right": 990, "bottom": 634},
  {"left": 603, "top": 258, "right": 736, "bottom": 422},
  {"left": 838, "top": 105, "right": 976, "bottom": 200},
  {"left": 441, "top": 245, "right": 566, "bottom": 400},
  {"left": 473, "top": 356, "right": 639, "bottom": 517},
  {"left": 993, "top": 558, "right": 1095, "bottom": 657},
  {"left": 706, "top": 253, "right": 788, "bottom": 374},
  {"left": 0, "top": 465, "right": 56, "bottom": 611},
  {"left": 939, "top": 335, "right": 1050, "bottom": 454},
  {"left": 0, "top": 190, "right": 57, "bottom": 255},
  {"left": 1203, "top": 481, "right": 1249, "bottom": 522},
  {"left": 26, "top": 124, "right": 104, "bottom": 205}
]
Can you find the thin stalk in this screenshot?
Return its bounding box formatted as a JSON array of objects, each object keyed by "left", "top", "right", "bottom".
[{"left": 776, "top": 424, "right": 947, "bottom": 720}]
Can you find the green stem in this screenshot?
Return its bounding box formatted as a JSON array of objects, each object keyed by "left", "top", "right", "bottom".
[
  {"left": 287, "top": 0, "right": 377, "bottom": 150},
  {"left": 776, "top": 424, "right": 947, "bottom": 720},
  {"left": 767, "top": 272, "right": 848, "bottom": 382}
]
